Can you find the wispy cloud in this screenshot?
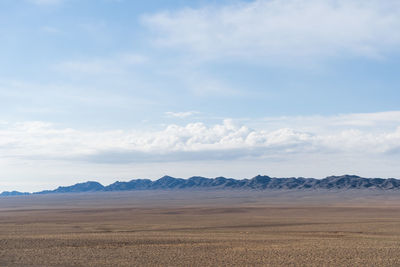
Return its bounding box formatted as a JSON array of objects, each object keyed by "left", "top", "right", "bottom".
[
  {"left": 55, "top": 53, "right": 148, "bottom": 75},
  {"left": 165, "top": 111, "right": 200, "bottom": 118},
  {"left": 142, "top": 0, "right": 400, "bottom": 63},
  {"left": 28, "top": 0, "right": 64, "bottom": 6},
  {"left": 0, "top": 79, "right": 155, "bottom": 116},
  {"left": 41, "top": 26, "right": 61, "bottom": 34}
]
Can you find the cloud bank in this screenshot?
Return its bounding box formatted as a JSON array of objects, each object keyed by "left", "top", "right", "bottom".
[
  {"left": 2, "top": 111, "right": 400, "bottom": 191},
  {"left": 1, "top": 112, "right": 400, "bottom": 164}
]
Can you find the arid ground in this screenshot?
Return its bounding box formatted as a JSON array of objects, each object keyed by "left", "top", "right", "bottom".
[{"left": 1, "top": 190, "right": 400, "bottom": 266}]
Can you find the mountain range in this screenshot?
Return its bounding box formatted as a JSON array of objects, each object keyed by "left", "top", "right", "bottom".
[{"left": 2, "top": 175, "right": 400, "bottom": 196}]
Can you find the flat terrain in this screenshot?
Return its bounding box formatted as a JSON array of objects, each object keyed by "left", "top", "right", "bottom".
[{"left": 1, "top": 190, "right": 400, "bottom": 266}]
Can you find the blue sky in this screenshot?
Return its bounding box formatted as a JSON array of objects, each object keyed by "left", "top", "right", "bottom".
[{"left": 1, "top": 0, "right": 400, "bottom": 191}]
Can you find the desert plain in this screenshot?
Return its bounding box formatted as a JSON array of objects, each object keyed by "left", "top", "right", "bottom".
[{"left": 1, "top": 190, "right": 400, "bottom": 266}]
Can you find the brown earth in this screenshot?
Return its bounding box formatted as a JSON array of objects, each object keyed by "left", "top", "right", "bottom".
[{"left": 0, "top": 190, "right": 400, "bottom": 266}]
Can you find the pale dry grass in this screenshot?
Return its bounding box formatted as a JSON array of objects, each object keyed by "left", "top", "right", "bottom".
[{"left": 0, "top": 190, "right": 400, "bottom": 266}]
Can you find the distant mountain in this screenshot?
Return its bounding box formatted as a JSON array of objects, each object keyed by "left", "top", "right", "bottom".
[
  {"left": 2, "top": 175, "right": 400, "bottom": 196},
  {"left": 34, "top": 181, "right": 105, "bottom": 194},
  {"left": 0, "top": 191, "right": 30, "bottom": 197},
  {"left": 105, "top": 179, "right": 152, "bottom": 191}
]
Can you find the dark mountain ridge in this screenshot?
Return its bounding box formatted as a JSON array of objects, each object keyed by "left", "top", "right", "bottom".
[{"left": 2, "top": 175, "right": 400, "bottom": 196}]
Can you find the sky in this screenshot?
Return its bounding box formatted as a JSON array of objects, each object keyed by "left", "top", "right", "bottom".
[{"left": 1, "top": 0, "right": 400, "bottom": 192}]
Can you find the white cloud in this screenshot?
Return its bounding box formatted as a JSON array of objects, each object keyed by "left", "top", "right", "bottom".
[{"left": 142, "top": 0, "right": 400, "bottom": 62}]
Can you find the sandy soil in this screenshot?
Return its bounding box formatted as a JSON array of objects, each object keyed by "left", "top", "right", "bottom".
[{"left": 1, "top": 190, "right": 400, "bottom": 266}]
